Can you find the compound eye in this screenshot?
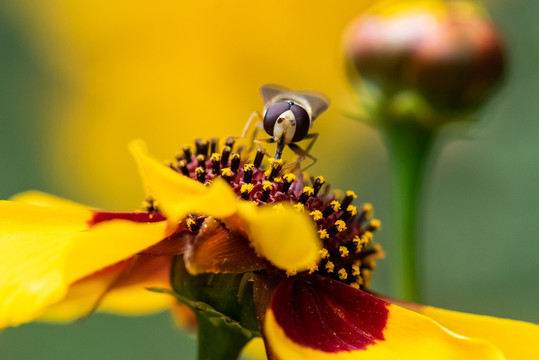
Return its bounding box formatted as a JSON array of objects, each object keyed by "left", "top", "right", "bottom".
[
  {"left": 290, "top": 104, "right": 310, "bottom": 142},
  {"left": 263, "top": 101, "right": 291, "bottom": 136}
]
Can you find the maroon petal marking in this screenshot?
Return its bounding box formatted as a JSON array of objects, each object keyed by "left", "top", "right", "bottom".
[
  {"left": 270, "top": 276, "right": 389, "bottom": 352},
  {"left": 89, "top": 211, "right": 166, "bottom": 227}
]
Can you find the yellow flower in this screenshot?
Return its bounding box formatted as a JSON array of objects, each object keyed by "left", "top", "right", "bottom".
[{"left": 1, "top": 138, "right": 538, "bottom": 359}]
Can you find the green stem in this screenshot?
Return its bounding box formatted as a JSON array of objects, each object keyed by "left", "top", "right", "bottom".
[
  {"left": 382, "top": 124, "right": 433, "bottom": 302},
  {"left": 196, "top": 313, "right": 252, "bottom": 360}
]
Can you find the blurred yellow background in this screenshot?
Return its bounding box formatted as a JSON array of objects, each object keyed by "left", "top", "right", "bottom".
[{"left": 1, "top": 0, "right": 538, "bottom": 358}]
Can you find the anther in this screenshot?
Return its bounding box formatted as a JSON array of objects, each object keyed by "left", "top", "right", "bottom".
[
  {"left": 339, "top": 205, "right": 358, "bottom": 222},
  {"left": 298, "top": 187, "right": 314, "bottom": 204},
  {"left": 313, "top": 176, "right": 326, "bottom": 196},
  {"left": 293, "top": 203, "right": 304, "bottom": 212},
  {"left": 319, "top": 248, "right": 329, "bottom": 259},
  {"left": 318, "top": 229, "right": 329, "bottom": 239},
  {"left": 352, "top": 262, "right": 361, "bottom": 277},
  {"left": 187, "top": 218, "right": 199, "bottom": 232},
  {"left": 341, "top": 190, "right": 357, "bottom": 210},
  {"left": 195, "top": 139, "right": 209, "bottom": 157},
  {"left": 231, "top": 153, "right": 241, "bottom": 173},
  {"left": 281, "top": 173, "right": 296, "bottom": 193},
  {"left": 322, "top": 200, "right": 341, "bottom": 218},
  {"left": 309, "top": 210, "right": 323, "bottom": 221},
  {"left": 240, "top": 183, "right": 254, "bottom": 200},
  {"left": 339, "top": 246, "right": 350, "bottom": 258},
  {"left": 197, "top": 154, "right": 206, "bottom": 168},
  {"left": 367, "top": 219, "right": 382, "bottom": 232},
  {"left": 221, "top": 146, "right": 231, "bottom": 167},
  {"left": 325, "top": 261, "right": 335, "bottom": 274},
  {"left": 221, "top": 168, "right": 231, "bottom": 183},
  {"left": 195, "top": 167, "right": 206, "bottom": 183},
  {"left": 211, "top": 153, "right": 221, "bottom": 175},
  {"left": 178, "top": 160, "right": 189, "bottom": 176},
  {"left": 362, "top": 203, "right": 374, "bottom": 220},
  {"left": 260, "top": 181, "right": 273, "bottom": 202},
  {"left": 338, "top": 268, "right": 348, "bottom": 281},
  {"left": 166, "top": 161, "right": 177, "bottom": 172},
  {"left": 182, "top": 146, "right": 192, "bottom": 162},
  {"left": 204, "top": 180, "right": 212, "bottom": 187},
  {"left": 328, "top": 219, "right": 347, "bottom": 237},
  {"left": 142, "top": 197, "right": 158, "bottom": 212},
  {"left": 269, "top": 161, "right": 283, "bottom": 182},
  {"left": 243, "top": 163, "right": 254, "bottom": 183},
  {"left": 253, "top": 149, "right": 265, "bottom": 169},
  {"left": 210, "top": 138, "right": 218, "bottom": 155},
  {"left": 225, "top": 137, "right": 235, "bottom": 152}
]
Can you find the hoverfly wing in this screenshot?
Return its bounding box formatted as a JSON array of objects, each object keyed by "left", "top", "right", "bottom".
[
  {"left": 292, "top": 90, "right": 330, "bottom": 121},
  {"left": 260, "top": 84, "right": 291, "bottom": 108},
  {"left": 260, "top": 84, "right": 330, "bottom": 121}
]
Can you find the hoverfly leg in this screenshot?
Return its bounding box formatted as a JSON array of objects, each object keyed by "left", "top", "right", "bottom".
[
  {"left": 302, "top": 132, "right": 319, "bottom": 153},
  {"left": 228, "top": 111, "right": 264, "bottom": 156},
  {"left": 285, "top": 142, "right": 318, "bottom": 172},
  {"left": 253, "top": 138, "right": 274, "bottom": 158}
]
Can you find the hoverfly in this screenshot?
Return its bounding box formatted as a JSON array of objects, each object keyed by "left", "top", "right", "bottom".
[{"left": 237, "top": 84, "right": 330, "bottom": 170}]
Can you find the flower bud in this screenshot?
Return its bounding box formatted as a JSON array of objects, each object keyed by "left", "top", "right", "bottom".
[{"left": 344, "top": 0, "right": 506, "bottom": 122}]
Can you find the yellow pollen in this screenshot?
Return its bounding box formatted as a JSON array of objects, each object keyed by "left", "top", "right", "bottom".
[
  {"left": 370, "top": 219, "right": 382, "bottom": 231},
  {"left": 197, "top": 154, "right": 205, "bottom": 161},
  {"left": 335, "top": 220, "right": 347, "bottom": 232},
  {"left": 283, "top": 173, "right": 296, "bottom": 182},
  {"left": 318, "top": 248, "right": 329, "bottom": 259},
  {"left": 363, "top": 203, "right": 373, "bottom": 219},
  {"left": 310, "top": 210, "right": 323, "bottom": 221},
  {"left": 338, "top": 268, "right": 348, "bottom": 280},
  {"left": 293, "top": 203, "right": 305, "bottom": 212},
  {"left": 302, "top": 187, "right": 314, "bottom": 196},
  {"left": 272, "top": 203, "right": 284, "bottom": 210},
  {"left": 179, "top": 159, "right": 187, "bottom": 167},
  {"left": 347, "top": 205, "right": 358, "bottom": 216},
  {"left": 308, "top": 264, "right": 319, "bottom": 274},
  {"left": 339, "top": 246, "right": 349, "bottom": 258},
  {"left": 350, "top": 282, "right": 360, "bottom": 289},
  {"left": 221, "top": 168, "right": 231, "bottom": 177},
  {"left": 264, "top": 169, "right": 271, "bottom": 177},
  {"left": 241, "top": 183, "right": 254, "bottom": 194},
  {"left": 211, "top": 153, "right": 220, "bottom": 160},
  {"left": 352, "top": 263, "right": 361, "bottom": 276},
  {"left": 325, "top": 261, "right": 335, "bottom": 273},
  {"left": 263, "top": 181, "right": 273, "bottom": 191},
  {"left": 315, "top": 176, "right": 326, "bottom": 184},
  {"left": 361, "top": 232, "right": 373, "bottom": 245},
  {"left": 195, "top": 166, "right": 205, "bottom": 173},
  {"left": 346, "top": 190, "right": 357, "bottom": 199},
  {"left": 330, "top": 200, "right": 341, "bottom": 211},
  {"left": 318, "top": 229, "right": 329, "bottom": 239},
  {"left": 244, "top": 163, "right": 254, "bottom": 171},
  {"left": 186, "top": 218, "right": 196, "bottom": 227},
  {"left": 273, "top": 177, "right": 283, "bottom": 183},
  {"left": 269, "top": 158, "right": 284, "bottom": 166},
  {"left": 286, "top": 269, "right": 297, "bottom": 277}
]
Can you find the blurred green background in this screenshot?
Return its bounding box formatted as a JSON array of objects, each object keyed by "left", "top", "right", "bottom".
[{"left": 1, "top": 0, "right": 538, "bottom": 359}]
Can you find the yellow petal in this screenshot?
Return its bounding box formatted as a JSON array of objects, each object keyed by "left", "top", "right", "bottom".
[
  {"left": 241, "top": 338, "right": 267, "bottom": 360},
  {"left": 10, "top": 191, "right": 93, "bottom": 209},
  {"left": 129, "top": 139, "right": 238, "bottom": 224},
  {"left": 419, "top": 306, "right": 539, "bottom": 360},
  {"left": 0, "top": 200, "right": 168, "bottom": 328},
  {"left": 99, "top": 256, "right": 175, "bottom": 315},
  {"left": 39, "top": 260, "right": 131, "bottom": 322},
  {"left": 65, "top": 219, "right": 168, "bottom": 283},
  {"left": 0, "top": 201, "right": 92, "bottom": 328},
  {"left": 236, "top": 202, "right": 321, "bottom": 272},
  {"left": 265, "top": 277, "right": 503, "bottom": 360}
]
